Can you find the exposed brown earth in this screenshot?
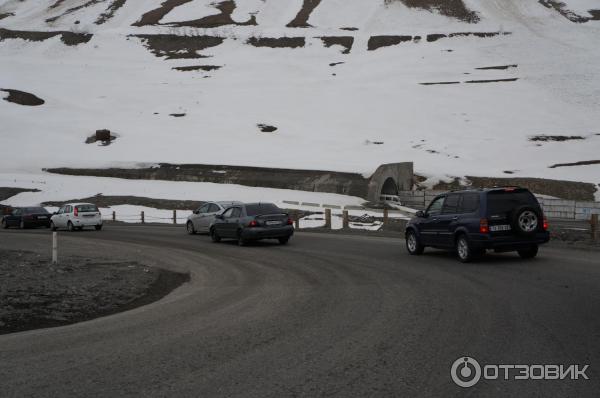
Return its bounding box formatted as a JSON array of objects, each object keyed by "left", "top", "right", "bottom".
[
  {"left": 46, "top": 0, "right": 128, "bottom": 24},
  {"left": 287, "top": 0, "right": 322, "bottom": 28},
  {"left": 169, "top": 113, "right": 186, "bottom": 117},
  {"left": 170, "top": 0, "right": 256, "bottom": 28},
  {"left": 367, "top": 35, "right": 412, "bottom": 51},
  {"left": 0, "top": 12, "right": 14, "bottom": 20},
  {"left": 43, "top": 195, "right": 202, "bottom": 210},
  {"left": 134, "top": 34, "right": 224, "bottom": 59},
  {"left": 1, "top": 89, "right": 45, "bottom": 106},
  {"left": 340, "top": 27, "right": 358, "bottom": 31},
  {"left": 432, "top": 176, "right": 597, "bottom": 201},
  {"left": 419, "top": 81, "right": 460, "bottom": 85},
  {"left": 549, "top": 160, "right": 600, "bottom": 169},
  {"left": 172, "top": 65, "right": 222, "bottom": 72},
  {"left": 257, "top": 124, "right": 278, "bottom": 133},
  {"left": 0, "top": 187, "right": 40, "bottom": 203},
  {"left": 246, "top": 37, "right": 305, "bottom": 49},
  {"left": 319, "top": 36, "right": 354, "bottom": 54},
  {"left": 0, "top": 28, "right": 92, "bottom": 46},
  {"left": 385, "top": 0, "right": 479, "bottom": 23},
  {"left": 0, "top": 249, "right": 189, "bottom": 335},
  {"left": 96, "top": 0, "right": 129, "bottom": 24}
]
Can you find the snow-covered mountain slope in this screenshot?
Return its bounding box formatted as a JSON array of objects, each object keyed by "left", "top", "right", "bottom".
[{"left": 1, "top": 0, "right": 599, "bottom": 190}]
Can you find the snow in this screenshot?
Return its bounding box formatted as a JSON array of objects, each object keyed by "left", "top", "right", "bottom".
[{"left": 0, "top": 0, "right": 599, "bottom": 200}]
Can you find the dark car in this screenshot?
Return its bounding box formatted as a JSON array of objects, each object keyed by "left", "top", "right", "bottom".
[
  {"left": 1, "top": 206, "right": 52, "bottom": 229},
  {"left": 405, "top": 187, "right": 550, "bottom": 262},
  {"left": 210, "top": 202, "right": 294, "bottom": 246}
]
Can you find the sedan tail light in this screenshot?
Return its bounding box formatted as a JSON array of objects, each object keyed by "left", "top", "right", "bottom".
[
  {"left": 479, "top": 218, "right": 489, "bottom": 234},
  {"left": 248, "top": 220, "right": 258, "bottom": 228},
  {"left": 543, "top": 217, "right": 548, "bottom": 231},
  {"left": 287, "top": 218, "right": 294, "bottom": 225}
]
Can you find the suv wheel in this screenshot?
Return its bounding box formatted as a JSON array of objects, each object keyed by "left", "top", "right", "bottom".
[
  {"left": 518, "top": 245, "right": 538, "bottom": 259},
  {"left": 186, "top": 221, "right": 196, "bottom": 235},
  {"left": 1, "top": 219, "right": 8, "bottom": 229},
  {"left": 406, "top": 230, "right": 424, "bottom": 255},
  {"left": 278, "top": 237, "right": 290, "bottom": 245},
  {"left": 210, "top": 228, "right": 221, "bottom": 243},
  {"left": 456, "top": 234, "right": 480, "bottom": 263},
  {"left": 67, "top": 221, "right": 75, "bottom": 232}
]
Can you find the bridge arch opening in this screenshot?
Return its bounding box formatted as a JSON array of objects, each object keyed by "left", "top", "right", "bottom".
[{"left": 381, "top": 177, "right": 398, "bottom": 196}]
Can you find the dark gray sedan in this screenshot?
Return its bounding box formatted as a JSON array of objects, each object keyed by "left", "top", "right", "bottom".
[{"left": 210, "top": 203, "right": 294, "bottom": 246}]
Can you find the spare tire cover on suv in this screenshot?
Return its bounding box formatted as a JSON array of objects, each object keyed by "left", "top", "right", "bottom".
[{"left": 510, "top": 205, "right": 541, "bottom": 235}]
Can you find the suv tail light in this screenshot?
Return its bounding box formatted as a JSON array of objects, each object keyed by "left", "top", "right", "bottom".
[
  {"left": 248, "top": 220, "right": 258, "bottom": 228},
  {"left": 479, "top": 218, "right": 489, "bottom": 234},
  {"left": 74, "top": 207, "right": 78, "bottom": 217},
  {"left": 287, "top": 218, "right": 294, "bottom": 225},
  {"left": 543, "top": 217, "right": 548, "bottom": 231}
]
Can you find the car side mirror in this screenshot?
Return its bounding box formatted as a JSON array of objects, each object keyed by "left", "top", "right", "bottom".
[
  {"left": 416, "top": 210, "right": 427, "bottom": 218},
  {"left": 193, "top": 210, "right": 199, "bottom": 215},
  {"left": 215, "top": 214, "right": 224, "bottom": 220},
  {"left": 53, "top": 212, "right": 57, "bottom": 215}
]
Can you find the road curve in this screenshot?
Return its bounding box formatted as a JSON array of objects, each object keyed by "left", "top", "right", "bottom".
[{"left": 0, "top": 225, "right": 598, "bottom": 397}]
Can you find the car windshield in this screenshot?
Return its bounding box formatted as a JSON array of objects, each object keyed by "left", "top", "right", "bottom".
[
  {"left": 487, "top": 190, "right": 537, "bottom": 214},
  {"left": 245, "top": 203, "right": 282, "bottom": 216},
  {"left": 23, "top": 207, "right": 48, "bottom": 214},
  {"left": 76, "top": 204, "right": 99, "bottom": 212}
]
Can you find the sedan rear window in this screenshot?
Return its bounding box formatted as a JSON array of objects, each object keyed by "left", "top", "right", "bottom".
[
  {"left": 76, "top": 204, "right": 99, "bottom": 212},
  {"left": 487, "top": 190, "right": 538, "bottom": 214},
  {"left": 23, "top": 207, "right": 48, "bottom": 214},
  {"left": 245, "top": 203, "right": 282, "bottom": 216}
]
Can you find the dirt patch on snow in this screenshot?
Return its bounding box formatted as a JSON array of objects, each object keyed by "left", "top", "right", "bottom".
[
  {"left": 258, "top": 124, "right": 278, "bottom": 133},
  {"left": 0, "top": 12, "right": 14, "bottom": 20},
  {"left": 85, "top": 129, "right": 118, "bottom": 145},
  {"left": 0, "top": 249, "right": 188, "bottom": 335},
  {"left": 465, "top": 78, "right": 518, "bottom": 84},
  {"left": 287, "top": 0, "right": 322, "bottom": 28},
  {"left": 46, "top": 0, "right": 129, "bottom": 25},
  {"left": 1, "top": 89, "right": 45, "bottom": 106},
  {"left": 170, "top": 0, "right": 256, "bottom": 28},
  {"left": 367, "top": 35, "right": 412, "bottom": 51},
  {"left": 44, "top": 195, "right": 202, "bottom": 210},
  {"left": 246, "top": 37, "right": 305, "bottom": 49},
  {"left": 0, "top": 28, "right": 92, "bottom": 46},
  {"left": 476, "top": 64, "right": 518, "bottom": 70},
  {"left": 530, "top": 135, "right": 585, "bottom": 142},
  {"left": 549, "top": 160, "right": 600, "bottom": 169},
  {"left": 319, "top": 36, "right": 354, "bottom": 54},
  {"left": 539, "top": 0, "right": 600, "bottom": 23},
  {"left": 172, "top": 65, "right": 222, "bottom": 72},
  {"left": 132, "top": 0, "right": 192, "bottom": 26},
  {"left": 385, "top": 0, "right": 479, "bottom": 23},
  {"left": 134, "top": 34, "right": 224, "bottom": 59},
  {"left": 419, "top": 81, "right": 460, "bottom": 85}
]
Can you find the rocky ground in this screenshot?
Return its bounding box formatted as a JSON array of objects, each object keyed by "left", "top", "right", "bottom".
[{"left": 0, "top": 249, "right": 188, "bottom": 335}]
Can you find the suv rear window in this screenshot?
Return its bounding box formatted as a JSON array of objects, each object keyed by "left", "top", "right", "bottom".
[
  {"left": 76, "top": 204, "right": 99, "bottom": 212},
  {"left": 487, "top": 189, "right": 537, "bottom": 215},
  {"left": 245, "top": 203, "right": 282, "bottom": 216}
]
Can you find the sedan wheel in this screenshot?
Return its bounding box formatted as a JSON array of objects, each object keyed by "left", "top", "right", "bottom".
[
  {"left": 210, "top": 228, "right": 221, "bottom": 243},
  {"left": 186, "top": 221, "right": 196, "bottom": 235},
  {"left": 50, "top": 221, "right": 57, "bottom": 231},
  {"left": 1, "top": 219, "right": 8, "bottom": 229},
  {"left": 19, "top": 220, "right": 25, "bottom": 229}
]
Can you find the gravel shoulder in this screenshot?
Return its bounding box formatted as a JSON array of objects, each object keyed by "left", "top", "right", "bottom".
[{"left": 0, "top": 249, "right": 189, "bottom": 335}]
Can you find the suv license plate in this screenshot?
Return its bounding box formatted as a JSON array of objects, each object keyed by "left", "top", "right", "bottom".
[
  {"left": 38, "top": 216, "right": 47, "bottom": 219},
  {"left": 490, "top": 224, "right": 511, "bottom": 232},
  {"left": 266, "top": 221, "right": 281, "bottom": 226}
]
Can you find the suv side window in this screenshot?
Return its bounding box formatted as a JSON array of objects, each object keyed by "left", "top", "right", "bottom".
[
  {"left": 209, "top": 204, "right": 220, "bottom": 213},
  {"left": 427, "top": 196, "right": 445, "bottom": 216},
  {"left": 459, "top": 193, "right": 480, "bottom": 213},
  {"left": 442, "top": 194, "right": 460, "bottom": 214}
]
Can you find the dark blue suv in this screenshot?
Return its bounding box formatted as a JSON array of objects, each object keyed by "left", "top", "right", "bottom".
[{"left": 405, "top": 187, "right": 550, "bottom": 262}]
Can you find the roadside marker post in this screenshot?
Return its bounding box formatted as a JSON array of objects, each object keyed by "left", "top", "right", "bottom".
[
  {"left": 592, "top": 214, "right": 598, "bottom": 241},
  {"left": 112, "top": 211, "right": 116, "bottom": 222},
  {"left": 173, "top": 210, "right": 177, "bottom": 225},
  {"left": 141, "top": 211, "right": 145, "bottom": 224},
  {"left": 52, "top": 232, "right": 58, "bottom": 264},
  {"left": 343, "top": 210, "right": 349, "bottom": 229},
  {"left": 325, "top": 208, "right": 332, "bottom": 229},
  {"left": 294, "top": 212, "right": 300, "bottom": 230},
  {"left": 383, "top": 208, "right": 389, "bottom": 227}
]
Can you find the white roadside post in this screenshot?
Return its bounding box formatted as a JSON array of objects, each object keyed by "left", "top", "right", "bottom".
[{"left": 52, "top": 231, "right": 58, "bottom": 264}]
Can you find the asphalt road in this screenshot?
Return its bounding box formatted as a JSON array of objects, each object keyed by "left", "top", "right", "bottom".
[{"left": 0, "top": 225, "right": 599, "bottom": 397}]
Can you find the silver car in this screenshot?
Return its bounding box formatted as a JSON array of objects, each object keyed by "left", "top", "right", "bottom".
[{"left": 186, "top": 201, "right": 242, "bottom": 234}]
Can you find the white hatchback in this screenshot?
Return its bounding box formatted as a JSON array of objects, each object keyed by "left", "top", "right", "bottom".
[{"left": 51, "top": 203, "right": 103, "bottom": 231}]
